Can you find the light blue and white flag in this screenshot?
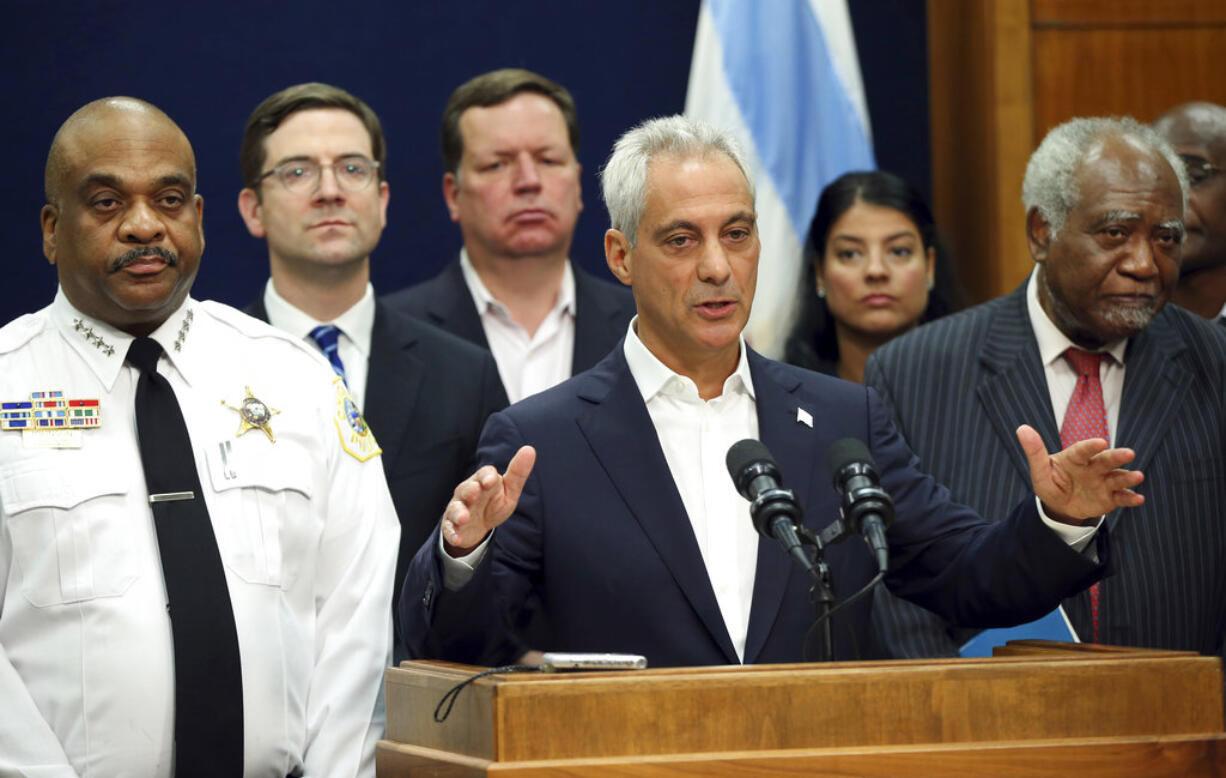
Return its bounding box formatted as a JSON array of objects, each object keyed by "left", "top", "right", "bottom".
[{"left": 685, "top": 0, "right": 875, "bottom": 357}]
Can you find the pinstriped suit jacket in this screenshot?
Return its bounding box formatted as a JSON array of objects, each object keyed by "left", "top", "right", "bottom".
[{"left": 864, "top": 284, "right": 1226, "bottom": 659}]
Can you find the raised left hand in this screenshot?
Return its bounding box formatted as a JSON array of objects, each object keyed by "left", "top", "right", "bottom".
[{"left": 1016, "top": 424, "right": 1145, "bottom": 524}]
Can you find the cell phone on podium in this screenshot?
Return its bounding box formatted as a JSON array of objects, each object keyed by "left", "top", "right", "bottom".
[{"left": 539, "top": 652, "right": 648, "bottom": 671}]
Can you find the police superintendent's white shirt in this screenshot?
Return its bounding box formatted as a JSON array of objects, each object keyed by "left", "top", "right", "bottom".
[
  {"left": 263, "top": 278, "right": 375, "bottom": 408},
  {"left": 0, "top": 289, "right": 398, "bottom": 778},
  {"left": 459, "top": 248, "right": 575, "bottom": 403}
]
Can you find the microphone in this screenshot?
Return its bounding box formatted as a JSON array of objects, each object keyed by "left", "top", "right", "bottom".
[
  {"left": 726, "top": 439, "right": 814, "bottom": 575},
  {"left": 826, "top": 439, "right": 894, "bottom": 574}
]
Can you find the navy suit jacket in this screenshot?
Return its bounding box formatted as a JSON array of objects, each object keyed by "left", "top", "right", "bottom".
[
  {"left": 381, "top": 258, "right": 636, "bottom": 380},
  {"left": 865, "top": 285, "right": 1226, "bottom": 659},
  {"left": 246, "top": 295, "right": 507, "bottom": 648},
  {"left": 400, "top": 344, "right": 1106, "bottom": 667}
]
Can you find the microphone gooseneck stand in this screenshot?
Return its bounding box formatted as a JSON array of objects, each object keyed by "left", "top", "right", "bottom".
[{"left": 793, "top": 524, "right": 836, "bottom": 663}]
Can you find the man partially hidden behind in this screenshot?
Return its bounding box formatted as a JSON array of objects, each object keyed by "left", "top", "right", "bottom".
[
  {"left": 383, "top": 68, "right": 635, "bottom": 403},
  {"left": 1153, "top": 102, "right": 1226, "bottom": 323},
  {"left": 866, "top": 117, "right": 1226, "bottom": 662},
  {"left": 236, "top": 83, "right": 506, "bottom": 659},
  {"left": 0, "top": 97, "right": 398, "bottom": 776},
  {"left": 399, "top": 116, "right": 1148, "bottom": 669}
]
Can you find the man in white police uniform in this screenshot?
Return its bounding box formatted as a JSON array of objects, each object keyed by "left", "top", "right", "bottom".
[{"left": 0, "top": 97, "right": 398, "bottom": 777}]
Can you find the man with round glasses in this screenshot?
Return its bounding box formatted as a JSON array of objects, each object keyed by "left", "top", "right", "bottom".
[
  {"left": 1153, "top": 102, "right": 1226, "bottom": 324},
  {"left": 254, "top": 155, "right": 381, "bottom": 193},
  {"left": 237, "top": 83, "right": 507, "bottom": 661}
]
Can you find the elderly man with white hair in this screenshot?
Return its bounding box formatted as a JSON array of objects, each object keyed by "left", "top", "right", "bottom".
[
  {"left": 399, "top": 116, "right": 1150, "bottom": 669},
  {"left": 866, "top": 116, "right": 1226, "bottom": 663}
]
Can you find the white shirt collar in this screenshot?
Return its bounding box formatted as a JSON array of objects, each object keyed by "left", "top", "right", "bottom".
[
  {"left": 50, "top": 287, "right": 200, "bottom": 391},
  {"left": 458, "top": 247, "right": 576, "bottom": 320},
  {"left": 1025, "top": 268, "right": 1128, "bottom": 367},
  {"left": 262, "top": 279, "right": 375, "bottom": 358},
  {"left": 622, "top": 316, "right": 756, "bottom": 404}
]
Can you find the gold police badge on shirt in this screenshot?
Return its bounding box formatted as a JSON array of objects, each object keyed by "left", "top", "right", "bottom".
[
  {"left": 332, "top": 377, "right": 380, "bottom": 462},
  {"left": 222, "top": 386, "right": 280, "bottom": 443}
]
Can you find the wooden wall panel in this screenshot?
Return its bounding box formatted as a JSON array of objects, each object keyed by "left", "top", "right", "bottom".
[
  {"left": 1032, "top": 26, "right": 1226, "bottom": 136},
  {"left": 928, "top": 0, "right": 1033, "bottom": 303},
  {"left": 1032, "top": 0, "right": 1226, "bottom": 25}
]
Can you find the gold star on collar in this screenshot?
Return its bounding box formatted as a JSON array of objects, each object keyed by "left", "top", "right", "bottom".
[{"left": 222, "top": 386, "right": 280, "bottom": 442}]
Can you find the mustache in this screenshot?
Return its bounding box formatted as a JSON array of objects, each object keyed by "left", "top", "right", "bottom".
[{"left": 108, "top": 246, "right": 178, "bottom": 273}]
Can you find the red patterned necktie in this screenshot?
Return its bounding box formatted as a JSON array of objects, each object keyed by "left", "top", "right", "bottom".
[{"left": 1060, "top": 347, "right": 1109, "bottom": 643}]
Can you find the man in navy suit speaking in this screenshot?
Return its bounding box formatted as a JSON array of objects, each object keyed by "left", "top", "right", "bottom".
[{"left": 400, "top": 116, "right": 1147, "bottom": 668}]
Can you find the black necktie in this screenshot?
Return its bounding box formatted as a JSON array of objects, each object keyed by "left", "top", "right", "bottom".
[{"left": 127, "top": 337, "right": 244, "bottom": 775}]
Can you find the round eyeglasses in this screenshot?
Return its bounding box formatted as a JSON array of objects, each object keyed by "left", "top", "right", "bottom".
[{"left": 254, "top": 156, "right": 381, "bottom": 193}]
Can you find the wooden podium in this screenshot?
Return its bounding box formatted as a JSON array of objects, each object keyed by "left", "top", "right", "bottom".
[{"left": 378, "top": 642, "right": 1226, "bottom": 776}]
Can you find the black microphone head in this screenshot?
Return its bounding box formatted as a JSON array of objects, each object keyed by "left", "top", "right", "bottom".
[
  {"left": 827, "top": 438, "right": 875, "bottom": 484},
  {"left": 727, "top": 438, "right": 772, "bottom": 475},
  {"left": 726, "top": 439, "right": 777, "bottom": 498}
]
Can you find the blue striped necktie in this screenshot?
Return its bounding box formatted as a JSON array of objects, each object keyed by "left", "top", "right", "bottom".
[{"left": 309, "top": 324, "right": 347, "bottom": 385}]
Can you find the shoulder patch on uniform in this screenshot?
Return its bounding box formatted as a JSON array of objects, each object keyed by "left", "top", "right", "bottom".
[
  {"left": 331, "top": 377, "right": 381, "bottom": 461},
  {"left": 0, "top": 314, "right": 47, "bottom": 355}
]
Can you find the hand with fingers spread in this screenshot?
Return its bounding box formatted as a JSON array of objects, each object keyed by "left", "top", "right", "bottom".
[
  {"left": 1016, "top": 424, "right": 1145, "bottom": 525},
  {"left": 440, "top": 445, "right": 536, "bottom": 557}
]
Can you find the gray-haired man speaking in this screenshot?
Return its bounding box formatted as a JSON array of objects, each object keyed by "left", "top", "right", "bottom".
[{"left": 398, "top": 116, "right": 1146, "bottom": 669}]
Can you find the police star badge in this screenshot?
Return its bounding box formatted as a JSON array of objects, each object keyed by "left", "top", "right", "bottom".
[
  {"left": 222, "top": 386, "right": 280, "bottom": 443},
  {"left": 331, "top": 377, "right": 380, "bottom": 461}
]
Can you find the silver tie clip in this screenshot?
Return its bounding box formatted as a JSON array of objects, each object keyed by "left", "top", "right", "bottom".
[{"left": 149, "top": 491, "right": 195, "bottom": 503}]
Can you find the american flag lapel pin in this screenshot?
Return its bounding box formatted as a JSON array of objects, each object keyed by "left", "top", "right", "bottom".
[{"left": 797, "top": 407, "right": 813, "bottom": 428}]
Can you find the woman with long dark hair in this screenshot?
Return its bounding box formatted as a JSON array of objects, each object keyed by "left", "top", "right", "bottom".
[{"left": 784, "top": 170, "right": 963, "bottom": 382}]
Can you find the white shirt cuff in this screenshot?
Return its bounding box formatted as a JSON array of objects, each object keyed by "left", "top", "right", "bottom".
[
  {"left": 1036, "top": 496, "right": 1102, "bottom": 557},
  {"left": 438, "top": 530, "right": 492, "bottom": 591}
]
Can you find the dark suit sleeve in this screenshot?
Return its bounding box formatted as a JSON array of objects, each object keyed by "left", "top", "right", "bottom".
[
  {"left": 397, "top": 409, "right": 537, "bottom": 665},
  {"left": 863, "top": 355, "right": 965, "bottom": 657},
  {"left": 868, "top": 386, "right": 1107, "bottom": 629}
]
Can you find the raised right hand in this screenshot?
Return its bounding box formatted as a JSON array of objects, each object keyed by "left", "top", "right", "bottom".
[{"left": 441, "top": 445, "right": 536, "bottom": 557}]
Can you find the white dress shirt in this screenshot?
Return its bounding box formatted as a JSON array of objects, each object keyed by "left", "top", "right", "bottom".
[
  {"left": 263, "top": 279, "right": 375, "bottom": 408},
  {"left": 459, "top": 249, "right": 575, "bottom": 403},
  {"left": 1026, "top": 270, "right": 1127, "bottom": 440},
  {"left": 0, "top": 290, "right": 399, "bottom": 778},
  {"left": 1022, "top": 269, "right": 1125, "bottom": 552},
  {"left": 622, "top": 322, "right": 761, "bottom": 661}
]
